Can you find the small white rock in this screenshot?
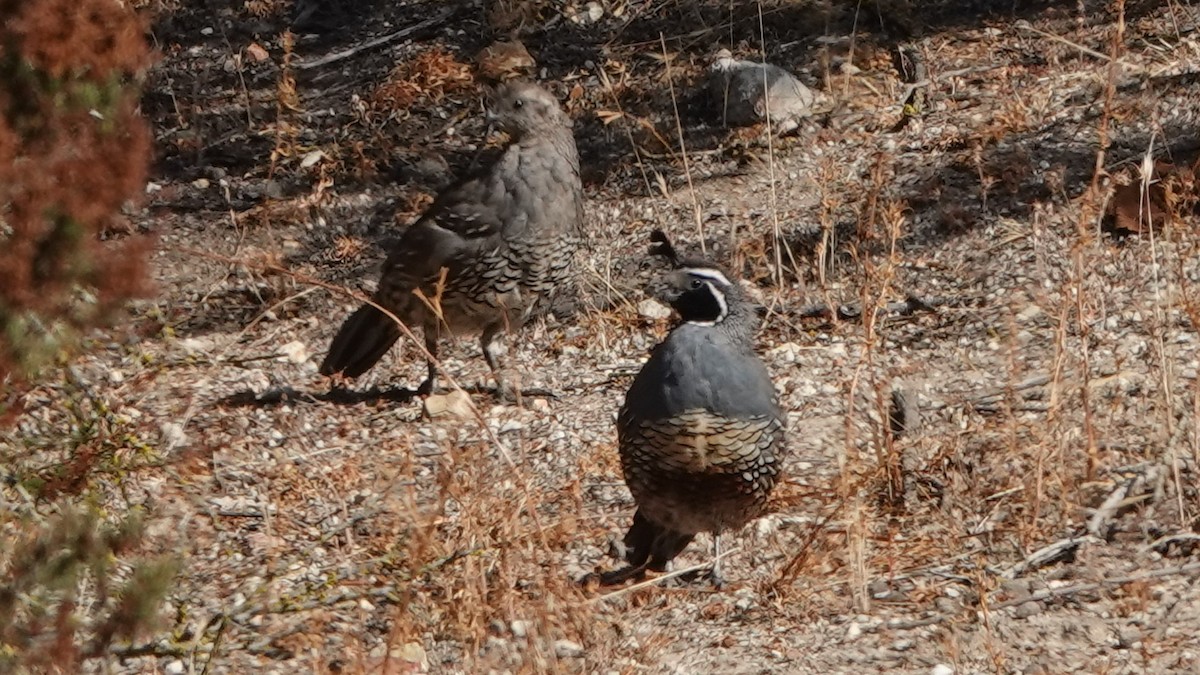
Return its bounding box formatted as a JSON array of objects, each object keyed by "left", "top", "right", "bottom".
[
  {"left": 571, "top": 1, "right": 603, "bottom": 23},
  {"left": 278, "top": 340, "right": 309, "bottom": 364},
  {"left": 178, "top": 336, "right": 216, "bottom": 354},
  {"left": 637, "top": 298, "right": 672, "bottom": 320},
  {"left": 554, "top": 639, "right": 584, "bottom": 658},
  {"left": 845, "top": 622, "right": 862, "bottom": 640},
  {"left": 931, "top": 666, "right": 954, "bottom": 675},
  {"left": 165, "top": 660, "right": 185, "bottom": 675},
  {"left": 160, "top": 422, "right": 188, "bottom": 448},
  {"left": 511, "top": 619, "right": 532, "bottom": 638},
  {"left": 300, "top": 149, "right": 325, "bottom": 169},
  {"left": 423, "top": 390, "right": 474, "bottom": 419}
]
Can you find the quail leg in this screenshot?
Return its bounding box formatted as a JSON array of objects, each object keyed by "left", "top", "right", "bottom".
[
  {"left": 417, "top": 328, "right": 439, "bottom": 395},
  {"left": 480, "top": 325, "right": 515, "bottom": 401},
  {"left": 710, "top": 533, "right": 726, "bottom": 590}
]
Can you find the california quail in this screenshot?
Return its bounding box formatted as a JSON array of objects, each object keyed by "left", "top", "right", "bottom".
[
  {"left": 320, "top": 81, "right": 584, "bottom": 399},
  {"left": 601, "top": 232, "right": 786, "bottom": 587},
  {"left": 708, "top": 49, "right": 815, "bottom": 134}
]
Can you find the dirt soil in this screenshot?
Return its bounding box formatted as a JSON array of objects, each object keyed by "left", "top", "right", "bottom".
[{"left": 9, "top": 0, "right": 1200, "bottom": 672}]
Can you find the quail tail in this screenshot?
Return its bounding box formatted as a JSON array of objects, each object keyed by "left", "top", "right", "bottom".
[
  {"left": 622, "top": 509, "right": 694, "bottom": 572},
  {"left": 320, "top": 304, "right": 401, "bottom": 378}
]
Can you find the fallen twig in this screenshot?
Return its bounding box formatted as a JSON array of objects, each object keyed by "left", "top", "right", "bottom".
[
  {"left": 295, "top": 9, "right": 457, "bottom": 71},
  {"left": 868, "top": 561, "right": 1200, "bottom": 633},
  {"left": 1088, "top": 466, "right": 1160, "bottom": 539},
  {"left": 796, "top": 294, "right": 946, "bottom": 321},
  {"left": 584, "top": 546, "right": 742, "bottom": 604},
  {"left": 1003, "top": 535, "right": 1101, "bottom": 578}
]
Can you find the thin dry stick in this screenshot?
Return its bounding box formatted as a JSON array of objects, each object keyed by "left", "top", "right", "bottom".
[
  {"left": 659, "top": 33, "right": 705, "bottom": 251},
  {"left": 294, "top": 9, "right": 455, "bottom": 70},
  {"left": 774, "top": 495, "right": 848, "bottom": 589},
  {"left": 1072, "top": 0, "right": 1126, "bottom": 488},
  {"left": 756, "top": 2, "right": 787, "bottom": 289},
  {"left": 585, "top": 547, "right": 742, "bottom": 604},
  {"left": 596, "top": 67, "right": 655, "bottom": 200},
  {"left": 1014, "top": 19, "right": 1113, "bottom": 62},
  {"left": 1140, "top": 141, "right": 1187, "bottom": 524},
  {"left": 866, "top": 561, "right": 1200, "bottom": 634}
]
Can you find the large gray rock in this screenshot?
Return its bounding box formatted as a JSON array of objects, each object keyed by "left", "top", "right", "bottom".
[{"left": 708, "top": 49, "right": 816, "bottom": 133}]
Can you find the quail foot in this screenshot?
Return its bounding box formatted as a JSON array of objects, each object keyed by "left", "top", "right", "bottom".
[{"left": 320, "top": 81, "right": 585, "bottom": 400}]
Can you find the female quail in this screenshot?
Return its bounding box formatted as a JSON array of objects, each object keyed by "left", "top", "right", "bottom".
[
  {"left": 319, "top": 81, "right": 585, "bottom": 399},
  {"left": 603, "top": 234, "right": 786, "bottom": 586}
]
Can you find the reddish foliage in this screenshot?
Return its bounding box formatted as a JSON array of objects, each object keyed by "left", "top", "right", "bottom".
[
  {"left": 1108, "top": 159, "right": 1200, "bottom": 235},
  {"left": 8, "top": 0, "right": 149, "bottom": 80},
  {"left": 0, "top": 0, "right": 155, "bottom": 382}
]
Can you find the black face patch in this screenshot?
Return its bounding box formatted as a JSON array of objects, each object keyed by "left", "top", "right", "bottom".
[
  {"left": 673, "top": 285, "right": 724, "bottom": 322},
  {"left": 671, "top": 269, "right": 729, "bottom": 323}
]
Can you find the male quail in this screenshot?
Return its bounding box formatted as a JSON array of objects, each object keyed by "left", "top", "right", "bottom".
[
  {"left": 602, "top": 232, "right": 786, "bottom": 587},
  {"left": 320, "top": 81, "right": 584, "bottom": 398}
]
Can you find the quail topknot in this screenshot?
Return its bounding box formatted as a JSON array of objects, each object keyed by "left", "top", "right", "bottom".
[
  {"left": 601, "top": 231, "right": 786, "bottom": 587},
  {"left": 319, "top": 80, "right": 585, "bottom": 398}
]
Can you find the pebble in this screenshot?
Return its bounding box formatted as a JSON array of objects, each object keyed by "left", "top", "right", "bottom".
[
  {"left": 638, "top": 298, "right": 672, "bottom": 320},
  {"left": 395, "top": 642, "right": 429, "bottom": 671},
  {"left": 1014, "top": 600, "right": 1042, "bottom": 619},
  {"left": 554, "top": 639, "right": 584, "bottom": 658},
  {"left": 278, "top": 340, "right": 309, "bottom": 364},
  {"left": 423, "top": 390, "right": 474, "bottom": 419},
  {"left": 931, "top": 665, "right": 954, "bottom": 675},
  {"left": 160, "top": 422, "right": 188, "bottom": 448},
  {"left": 165, "top": 661, "right": 185, "bottom": 675},
  {"left": 1116, "top": 625, "right": 1141, "bottom": 648}
]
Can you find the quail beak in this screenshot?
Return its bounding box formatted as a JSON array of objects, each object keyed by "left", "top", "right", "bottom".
[
  {"left": 483, "top": 105, "right": 501, "bottom": 139},
  {"left": 646, "top": 275, "right": 680, "bottom": 307},
  {"left": 481, "top": 85, "right": 500, "bottom": 135}
]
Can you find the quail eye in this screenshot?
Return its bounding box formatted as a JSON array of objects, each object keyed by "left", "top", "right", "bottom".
[
  {"left": 689, "top": 278, "right": 703, "bottom": 290},
  {"left": 514, "top": 98, "right": 524, "bottom": 109}
]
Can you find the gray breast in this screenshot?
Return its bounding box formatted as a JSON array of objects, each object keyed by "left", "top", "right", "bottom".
[{"left": 621, "top": 324, "right": 781, "bottom": 425}]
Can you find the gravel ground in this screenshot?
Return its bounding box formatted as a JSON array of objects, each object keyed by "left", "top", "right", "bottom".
[{"left": 7, "top": 0, "right": 1200, "bottom": 672}]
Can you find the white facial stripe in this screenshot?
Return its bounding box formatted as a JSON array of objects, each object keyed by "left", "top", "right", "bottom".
[
  {"left": 686, "top": 280, "right": 728, "bottom": 326},
  {"left": 707, "top": 281, "right": 728, "bottom": 320},
  {"left": 684, "top": 267, "right": 730, "bottom": 287}
]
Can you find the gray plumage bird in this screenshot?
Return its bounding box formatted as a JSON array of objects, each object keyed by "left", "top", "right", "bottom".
[
  {"left": 708, "top": 49, "right": 815, "bottom": 134},
  {"left": 320, "top": 81, "right": 584, "bottom": 398},
  {"left": 601, "top": 232, "right": 786, "bottom": 587}
]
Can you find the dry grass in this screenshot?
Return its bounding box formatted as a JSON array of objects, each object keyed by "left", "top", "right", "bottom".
[{"left": 5, "top": 0, "right": 1200, "bottom": 672}]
